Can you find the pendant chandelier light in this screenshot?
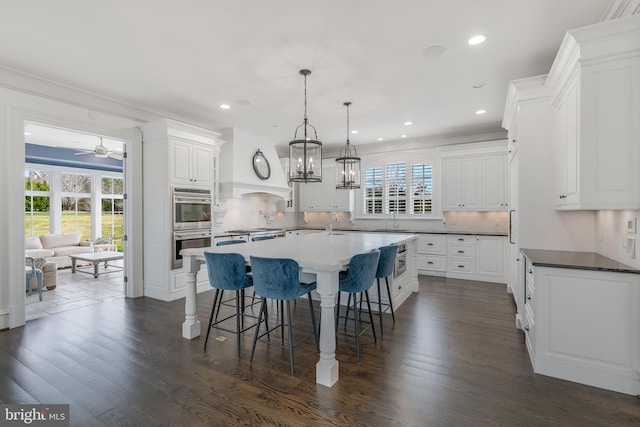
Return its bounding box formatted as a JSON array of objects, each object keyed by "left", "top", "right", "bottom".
[
  {"left": 335, "top": 101, "right": 361, "bottom": 189},
  {"left": 289, "top": 69, "right": 322, "bottom": 183}
]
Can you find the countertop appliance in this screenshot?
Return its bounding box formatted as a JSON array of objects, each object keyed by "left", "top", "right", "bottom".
[{"left": 224, "top": 228, "right": 286, "bottom": 241}]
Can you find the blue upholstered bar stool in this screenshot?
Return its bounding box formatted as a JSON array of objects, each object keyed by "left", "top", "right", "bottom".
[
  {"left": 203, "top": 252, "right": 256, "bottom": 357},
  {"left": 336, "top": 250, "right": 380, "bottom": 363},
  {"left": 372, "top": 244, "right": 398, "bottom": 335},
  {"left": 214, "top": 239, "right": 252, "bottom": 318},
  {"left": 249, "top": 256, "right": 319, "bottom": 377}
]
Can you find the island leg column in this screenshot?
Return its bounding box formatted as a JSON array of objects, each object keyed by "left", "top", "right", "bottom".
[
  {"left": 315, "top": 269, "right": 340, "bottom": 387},
  {"left": 182, "top": 255, "right": 202, "bottom": 339}
]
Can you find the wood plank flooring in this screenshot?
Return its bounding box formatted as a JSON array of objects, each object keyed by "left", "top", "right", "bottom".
[{"left": 1, "top": 276, "right": 639, "bottom": 426}]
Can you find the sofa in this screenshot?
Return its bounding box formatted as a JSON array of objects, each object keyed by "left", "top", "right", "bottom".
[{"left": 25, "top": 232, "right": 94, "bottom": 269}]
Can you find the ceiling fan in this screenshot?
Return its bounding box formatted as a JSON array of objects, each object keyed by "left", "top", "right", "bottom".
[{"left": 74, "top": 137, "right": 123, "bottom": 160}]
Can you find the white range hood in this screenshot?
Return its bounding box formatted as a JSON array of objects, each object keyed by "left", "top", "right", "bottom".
[{"left": 218, "top": 127, "right": 291, "bottom": 200}]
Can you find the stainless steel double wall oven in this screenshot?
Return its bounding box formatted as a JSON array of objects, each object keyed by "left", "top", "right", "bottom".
[{"left": 171, "top": 187, "right": 212, "bottom": 269}]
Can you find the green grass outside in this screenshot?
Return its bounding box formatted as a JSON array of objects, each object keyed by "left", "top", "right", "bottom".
[{"left": 26, "top": 212, "right": 124, "bottom": 252}]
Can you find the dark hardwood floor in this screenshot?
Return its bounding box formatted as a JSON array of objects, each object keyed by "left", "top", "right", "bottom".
[{"left": 1, "top": 276, "right": 638, "bottom": 426}]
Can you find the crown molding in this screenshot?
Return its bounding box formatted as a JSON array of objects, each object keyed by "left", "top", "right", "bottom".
[{"left": 601, "top": 0, "right": 640, "bottom": 21}]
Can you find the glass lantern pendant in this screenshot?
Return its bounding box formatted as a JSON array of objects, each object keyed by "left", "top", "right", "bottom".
[
  {"left": 336, "top": 101, "right": 361, "bottom": 189},
  {"left": 289, "top": 69, "right": 322, "bottom": 183}
]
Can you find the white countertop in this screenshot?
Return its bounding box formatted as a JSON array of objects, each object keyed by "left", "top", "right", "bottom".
[{"left": 184, "top": 231, "right": 417, "bottom": 271}]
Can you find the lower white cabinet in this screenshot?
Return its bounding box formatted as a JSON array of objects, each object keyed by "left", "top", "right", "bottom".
[
  {"left": 417, "top": 235, "right": 446, "bottom": 275},
  {"left": 418, "top": 234, "right": 507, "bottom": 283},
  {"left": 522, "top": 255, "right": 640, "bottom": 396}
]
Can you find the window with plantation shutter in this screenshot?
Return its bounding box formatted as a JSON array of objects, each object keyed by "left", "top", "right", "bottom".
[
  {"left": 386, "top": 162, "right": 407, "bottom": 214},
  {"left": 412, "top": 164, "right": 432, "bottom": 214},
  {"left": 362, "top": 160, "right": 434, "bottom": 217},
  {"left": 363, "top": 167, "right": 383, "bottom": 214}
]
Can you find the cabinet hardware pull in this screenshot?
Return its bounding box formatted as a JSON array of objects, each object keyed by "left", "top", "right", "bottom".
[
  {"left": 458, "top": 250, "right": 464, "bottom": 253},
  {"left": 458, "top": 265, "right": 464, "bottom": 268},
  {"left": 427, "top": 243, "right": 433, "bottom": 246},
  {"left": 527, "top": 295, "right": 531, "bottom": 300},
  {"left": 529, "top": 269, "right": 532, "bottom": 274},
  {"left": 458, "top": 238, "right": 464, "bottom": 241},
  {"left": 524, "top": 325, "right": 530, "bottom": 332},
  {"left": 427, "top": 261, "right": 433, "bottom": 265}
]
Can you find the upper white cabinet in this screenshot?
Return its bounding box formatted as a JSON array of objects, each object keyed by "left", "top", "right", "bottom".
[
  {"left": 441, "top": 141, "right": 508, "bottom": 212},
  {"left": 548, "top": 16, "right": 640, "bottom": 210},
  {"left": 169, "top": 138, "right": 215, "bottom": 187},
  {"left": 299, "top": 164, "right": 352, "bottom": 211}
]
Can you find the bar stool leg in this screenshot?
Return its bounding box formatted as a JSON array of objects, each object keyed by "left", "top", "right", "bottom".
[
  {"left": 385, "top": 277, "right": 395, "bottom": 322},
  {"left": 286, "top": 300, "right": 295, "bottom": 377}
]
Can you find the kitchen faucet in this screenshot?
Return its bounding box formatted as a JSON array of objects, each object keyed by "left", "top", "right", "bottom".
[{"left": 327, "top": 212, "right": 339, "bottom": 235}]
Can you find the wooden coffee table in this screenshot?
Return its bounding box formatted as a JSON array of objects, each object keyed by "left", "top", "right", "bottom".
[{"left": 70, "top": 251, "right": 124, "bottom": 278}]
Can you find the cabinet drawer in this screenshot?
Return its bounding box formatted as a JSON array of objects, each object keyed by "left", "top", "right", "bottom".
[
  {"left": 524, "top": 304, "right": 535, "bottom": 356},
  {"left": 526, "top": 262, "right": 534, "bottom": 284},
  {"left": 447, "top": 259, "right": 475, "bottom": 273},
  {"left": 418, "top": 254, "right": 446, "bottom": 271},
  {"left": 418, "top": 235, "right": 446, "bottom": 254},
  {"left": 447, "top": 235, "right": 475, "bottom": 245},
  {"left": 525, "top": 276, "right": 535, "bottom": 311},
  {"left": 448, "top": 244, "right": 475, "bottom": 259}
]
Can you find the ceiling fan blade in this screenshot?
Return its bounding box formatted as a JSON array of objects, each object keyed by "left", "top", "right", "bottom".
[
  {"left": 74, "top": 151, "right": 94, "bottom": 156},
  {"left": 108, "top": 152, "right": 123, "bottom": 160}
]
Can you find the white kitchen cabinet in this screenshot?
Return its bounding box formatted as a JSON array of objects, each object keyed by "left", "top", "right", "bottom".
[
  {"left": 444, "top": 234, "right": 507, "bottom": 283},
  {"left": 169, "top": 137, "right": 215, "bottom": 187},
  {"left": 483, "top": 155, "right": 508, "bottom": 210},
  {"left": 417, "top": 234, "right": 446, "bottom": 275},
  {"left": 442, "top": 157, "right": 482, "bottom": 210},
  {"left": 548, "top": 16, "right": 640, "bottom": 210},
  {"left": 140, "top": 118, "right": 223, "bottom": 301},
  {"left": 475, "top": 235, "right": 505, "bottom": 279},
  {"left": 521, "top": 252, "right": 640, "bottom": 396},
  {"left": 441, "top": 147, "right": 508, "bottom": 212},
  {"left": 299, "top": 165, "right": 352, "bottom": 211}
]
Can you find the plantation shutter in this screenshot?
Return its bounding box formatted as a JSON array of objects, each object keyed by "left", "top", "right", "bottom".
[
  {"left": 363, "top": 167, "right": 383, "bottom": 214},
  {"left": 386, "top": 162, "right": 407, "bottom": 214}
]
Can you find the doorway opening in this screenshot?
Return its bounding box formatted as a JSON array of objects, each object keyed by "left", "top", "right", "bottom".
[{"left": 24, "top": 122, "right": 128, "bottom": 320}]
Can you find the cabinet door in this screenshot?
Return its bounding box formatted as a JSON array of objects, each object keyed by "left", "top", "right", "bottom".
[
  {"left": 442, "top": 158, "right": 462, "bottom": 210},
  {"left": 483, "top": 154, "right": 507, "bottom": 210},
  {"left": 299, "top": 182, "right": 323, "bottom": 210},
  {"left": 191, "top": 143, "right": 214, "bottom": 185},
  {"left": 170, "top": 139, "right": 192, "bottom": 185},
  {"left": 475, "top": 236, "right": 504, "bottom": 278},
  {"left": 460, "top": 157, "right": 482, "bottom": 209},
  {"left": 563, "top": 78, "right": 579, "bottom": 205}
]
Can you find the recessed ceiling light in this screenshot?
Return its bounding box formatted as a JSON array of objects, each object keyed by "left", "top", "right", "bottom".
[
  {"left": 351, "top": 130, "right": 359, "bottom": 134},
  {"left": 220, "top": 104, "right": 231, "bottom": 109},
  {"left": 472, "top": 82, "right": 485, "bottom": 89},
  {"left": 401, "top": 134, "right": 407, "bottom": 138},
  {"left": 378, "top": 137, "right": 384, "bottom": 141},
  {"left": 404, "top": 121, "right": 412, "bottom": 126},
  {"left": 468, "top": 35, "right": 486, "bottom": 45},
  {"left": 475, "top": 109, "right": 487, "bottom": 115}
]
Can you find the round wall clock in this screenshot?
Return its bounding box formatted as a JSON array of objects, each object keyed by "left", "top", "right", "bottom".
[{"left": 252, "top": 149, "right": 271, "bottom": 180}]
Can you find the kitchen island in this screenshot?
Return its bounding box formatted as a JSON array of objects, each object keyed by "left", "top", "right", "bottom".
[{"left": 181, "top": 232, "right": 418, "bottom": 387}]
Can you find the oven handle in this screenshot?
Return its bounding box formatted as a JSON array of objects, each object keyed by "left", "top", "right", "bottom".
[
  {"left": 173, "top": 195, "right": 212, "bottom": 203},
  {"left": 174, "top": 230, "right": 212, "bottom": 240}
]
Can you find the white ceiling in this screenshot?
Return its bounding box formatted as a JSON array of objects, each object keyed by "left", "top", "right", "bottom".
[{"left": 1, "top": 1, "right": 612, "bottom": 150}]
